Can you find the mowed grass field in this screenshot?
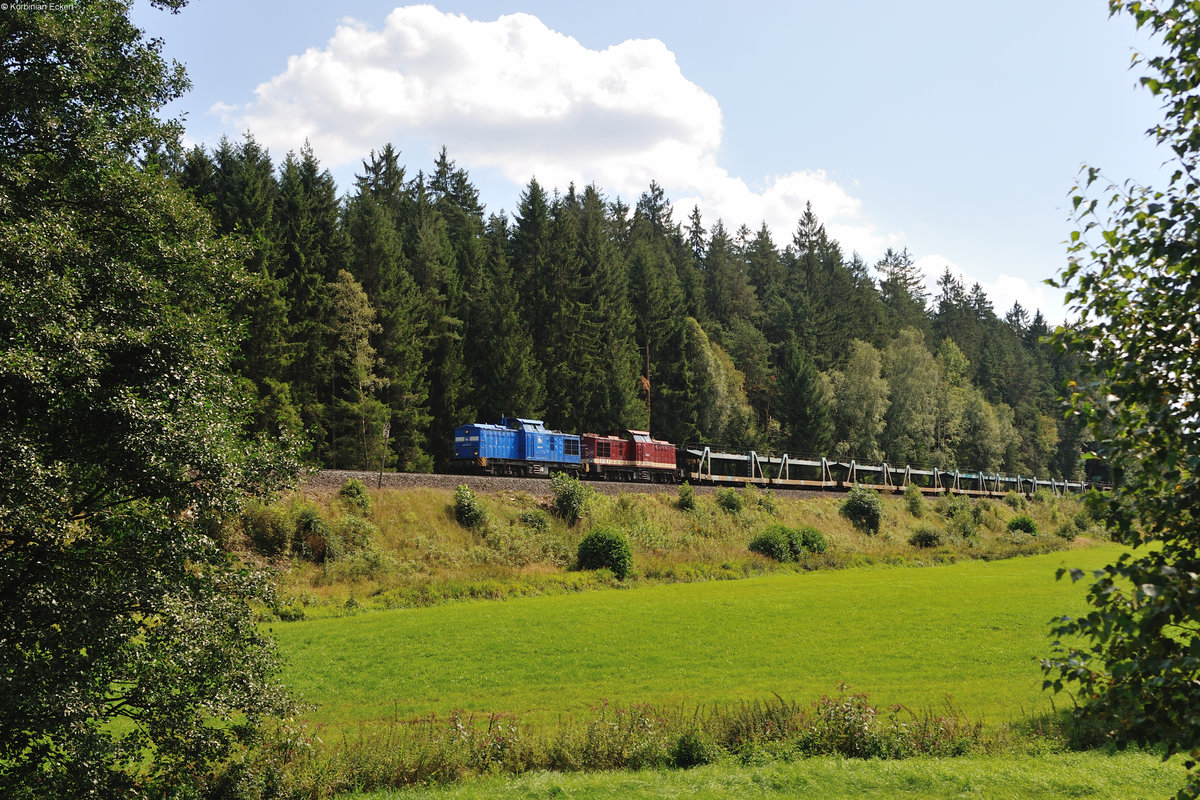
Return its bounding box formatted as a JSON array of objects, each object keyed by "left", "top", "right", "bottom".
[{"left": 272, "top": 544, "right": 1126, "bottom": 729}]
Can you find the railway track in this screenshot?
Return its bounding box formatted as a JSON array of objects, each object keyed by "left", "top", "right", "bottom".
[{"left": 303, "top": 469, "right": 826, "bottom": 498}]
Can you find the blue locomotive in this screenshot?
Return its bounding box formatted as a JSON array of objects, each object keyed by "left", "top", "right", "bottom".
[{"left": 451, "top": 417, "right": 581, "bottom": 477}]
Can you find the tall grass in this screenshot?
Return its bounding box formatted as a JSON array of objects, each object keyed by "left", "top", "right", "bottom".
[
  {"left": 340, "top": 751, "right": 1185, "bottom": 800},
  {"left": 220, "top": 688, "right": 1006, "bottom": 797}
]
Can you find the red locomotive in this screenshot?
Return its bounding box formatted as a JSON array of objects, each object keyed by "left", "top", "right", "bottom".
[{"left": 579, "top": 429, "right": 679, "bottom": 482}]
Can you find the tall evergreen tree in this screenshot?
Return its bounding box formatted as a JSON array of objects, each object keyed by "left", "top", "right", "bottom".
[
  {"left": 705, "top": 219, "right": 757, "bottom": 329},
  {"left": 472, "top": 214, "right": 545, "bottom": 421},
  {"left": 575, "top": 185, "right": 642, "bottom": 431},
  {"left": 343, "top": 183, "right": 431, "bottom": 471},
  {"left": 627, "top": 202, "right": 696, "bottom": 444},
  {"left": 276, "top": 141, "right": 344, "bottom": 443},
  {"left": 876, "top": 247, "right": 930, "bottom": 337},
  {"left": 410, "top": 193, "right": 471, "bottom": 461},
  {"left": 774, "top": 335, "right": 834, "bottom": 456},
  {"left": 510, "top": 177, "right": 554, "bottom": 358},
  {"left": 785, "top": 203, "right": 857, "bottom": 369},
  {"left": 187, "top": 134, "right": 293, "bottom": 434},
  {"left": 745, "top": 222, "right": 792, "bottom": 345}
]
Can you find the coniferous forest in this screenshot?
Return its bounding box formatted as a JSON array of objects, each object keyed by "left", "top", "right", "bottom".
[{"left": 159, "top": 134, "right": 1088, "bottom": 481}]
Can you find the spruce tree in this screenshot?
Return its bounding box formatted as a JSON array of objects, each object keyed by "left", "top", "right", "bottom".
[
  {"left": 576, "top": 185, "right": 642, "bottom": 431},
  {"left": 472, "top": 214, "right": 545, "bottom": 421},
  {"left": 343, "top": 183, "right": 432, "bottom": 471},
  {"left": 774, "top": 335, "right": 834, "bottom": 456}
]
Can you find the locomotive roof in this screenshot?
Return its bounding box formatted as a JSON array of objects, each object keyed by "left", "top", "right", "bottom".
[{"left": 584, "top": 429, "right": 670, "bottom": 444}]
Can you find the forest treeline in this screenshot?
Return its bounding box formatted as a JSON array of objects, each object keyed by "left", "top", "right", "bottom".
[{"left": 155, "top": 135, "right": 1087, "bottom": 480}]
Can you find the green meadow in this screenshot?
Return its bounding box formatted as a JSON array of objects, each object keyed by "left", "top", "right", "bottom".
[
  {"left": 346, "top": 752, "right": 1184, "bottom": 800},
  {"left": 273, "top": 545, "right": 1125, "bottom": 729}
]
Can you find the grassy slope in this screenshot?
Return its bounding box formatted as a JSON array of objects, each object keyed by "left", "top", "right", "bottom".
[
  {"left": 272, "top": 484, "right": 1099, "bottom": 616},
  {"left": 346, "top": 752, "right": 1184, "bottom": 800},
  {"left": 273, "top": 545, "right": 1124, "bottom": 729}
]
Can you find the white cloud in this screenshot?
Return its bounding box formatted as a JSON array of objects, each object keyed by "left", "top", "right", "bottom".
[
  {"left": 214, "top": 4, "right": 1053, "bottom": 318},
  {"left": 216, "top": 4, "right": 892, "bottom": 253},
  {"left": 914, "top": 255, "right": 1069, "bottom": 322}
]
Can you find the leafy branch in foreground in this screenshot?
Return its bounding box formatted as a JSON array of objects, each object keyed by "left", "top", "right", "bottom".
[{"left": 1043, "top": 1, "right": 1200, "bottom": 796}]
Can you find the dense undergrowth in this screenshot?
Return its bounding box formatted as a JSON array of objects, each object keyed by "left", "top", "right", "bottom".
[
  {"left": 227, "top": 478, "right": 1109, "bottom": 621},
  {"left": 212, "top": 687, "right": 1129, "bottom": 799}
]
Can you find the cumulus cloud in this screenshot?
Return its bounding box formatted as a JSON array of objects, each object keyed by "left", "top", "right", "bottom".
[
  {"left": 914, "top": 255, "right": 1068, "bottom": 322},
  {"left": 216, "top": 4, "right": 892, "bottom": 252}
]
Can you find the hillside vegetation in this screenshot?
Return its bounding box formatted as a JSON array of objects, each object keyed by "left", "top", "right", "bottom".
[{"left": 241, "top": 479, "right": 1109, "bottom": 620}]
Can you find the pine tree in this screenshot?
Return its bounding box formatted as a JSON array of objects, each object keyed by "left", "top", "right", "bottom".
[
  {"left": 576, "top": 185, "right": 642, "bottom": 431},
  {"left": 410, "top": 187, "right": 472, "bottom": 461},
  {"left": 471, "top": 214, "right": 545, "bottom": 421},
  {"left": 774, "top": 335, "right": 834, "bottom": 456},
  {"left": 510, "top": 177, "right": 554, "bottom": 359},
  {"left": 187, "top": 134, "right": 293, "bottom": 434},
  {"left": 343, "top": 183, "right": 431, "bottom": 471},
  {"left": 704, "top": 219, "right": 757, "bottom": 329},
  {"left": 276, "top": 141, "right": 344, "bottom": 444},
  {"left": 876, "top": 247, "right": 930, "bottom": 337},
  {"left": 785, "top": 203, "right": 857, "bottom": 369},
  {"left": 745, "top": 222, "right": 792, "bottom": 345},
  {"left": 626, "top": 206, "right": 696, "bottom": 444}
]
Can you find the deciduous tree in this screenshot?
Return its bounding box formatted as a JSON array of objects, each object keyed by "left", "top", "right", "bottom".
[
  {"left": 1043, "top": 3, "right": 1200, "bottom": 796},
  {"left": 0, "top": 3, "right": 298, "bottom": 795}
]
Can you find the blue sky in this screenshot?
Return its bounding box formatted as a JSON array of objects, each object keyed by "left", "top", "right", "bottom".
[{"left": 132, "top": 1, "right": 1166, "bottom": 321}]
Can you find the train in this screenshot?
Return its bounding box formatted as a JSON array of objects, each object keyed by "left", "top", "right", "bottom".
[{"left": 450, "top": 417, "right": 1099, "bottom": 498}]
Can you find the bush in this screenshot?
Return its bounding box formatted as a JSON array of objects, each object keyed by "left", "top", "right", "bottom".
[
  {"left": 551, "top": 471, "right": 592, "bottom": 525},
  {"left": 677, "top": 482, "right": 696, "bottom": 512},
  {"left": 453, "top": 484, "right": 487, "bottom": 529},
  {"left": 749, "top": 527, "right": 793, "bottom": 562},
  {"left": 242, "top": 502, "right": 293, "bottom": 556},
  {"left": 338, "top": 477, "right": 372, "bottom": 515},
  {"left": 326, "top": 515, "right": 379, "bottom": 561},
  {"left": 749, "top": 525, "right": 827, "bottom": 562},
  {"left": 840, "top": 484, "right": 882, "bottom": 534},
  {"left": 938, "top": 495, "right": 982, "bottom": 542},
  {"left": 1082, "top": 487, "right": 1109, "bottom": 525},
  {"left": 294, "top": 504, "right": 330, "bottom": 562},
  {"left": 518, "top": 508, "right": 550, "bottom": 531},
  {"left": 904, "top": 483, "right": 925, "bottom": 518},
  {"left": 908, "top": 527, "right": 942, "bottom": 548},
  {"left": 1003, "top": 491, "right": 1027, "bottom": 510},
  {"left": 576, "top": 527, "right": 633, "bottom": 580},
  {"left": 1006, "top": 514, "right": 1038, "bottom": 535},
  {"left": 791, "top": 525, "right": 827, "bottom": 556},
  {"left": 758, "top": 489, "right": 777, "bottom": 520},
  {"left": 671, "top": 729, "right": 720, "bottom": 768},
  {"left": 715, "top": 487, "right": 744, "bottom": 514}
]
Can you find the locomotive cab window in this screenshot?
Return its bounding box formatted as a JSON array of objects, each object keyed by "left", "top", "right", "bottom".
[
  {"left": 565, "top": 439, "right": 579, "bottom": 457},
  {"left": 597, "top": 441, "right": 611, "bottom": 458}
]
